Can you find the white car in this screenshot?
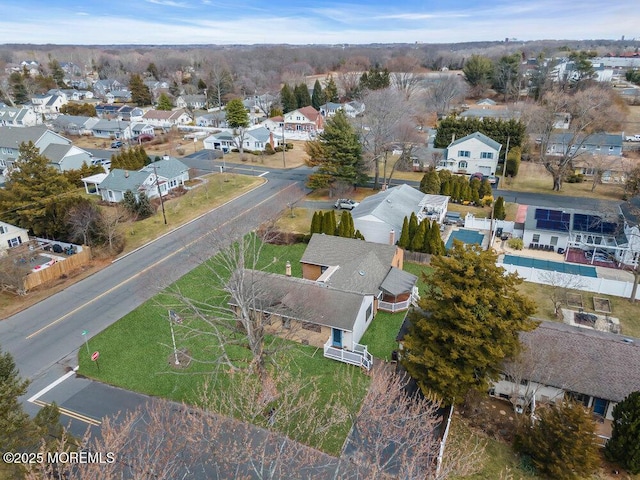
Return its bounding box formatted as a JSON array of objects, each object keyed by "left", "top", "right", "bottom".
[{"left": 334, "top": 199, "right": 359, "bottom": 210}]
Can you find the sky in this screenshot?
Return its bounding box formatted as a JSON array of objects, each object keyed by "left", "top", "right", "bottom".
[{"left": 0, "top": 0, "right": 638, "bottom": 45}]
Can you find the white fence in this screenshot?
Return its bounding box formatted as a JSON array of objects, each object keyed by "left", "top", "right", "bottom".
[
  {"left": 464, "top": 214, "right": 519, "bottom": 236},
  {"left": 499, "top": 263, "right": 640, "bottom": 301},
  {"left": 324, "top": 340, "right": 373, "bottom": 370}
]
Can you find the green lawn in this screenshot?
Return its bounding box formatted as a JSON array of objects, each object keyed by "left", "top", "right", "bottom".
[
  {"left": 78, "top": 240, "right": 369, "bottom": 455},
  {"left": 360, "top": 311, "right": 406, "bottom": 360}
]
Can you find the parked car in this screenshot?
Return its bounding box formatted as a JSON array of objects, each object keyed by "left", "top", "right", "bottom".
[
  {"left": 334, "top": 199, "right": 359, "bottom": 210},
  {"left": 110, "top": 140, "right": 123, "bottom": 149},
  {"left": 137, "top": 134, "right": 154, "bottom": 143},
  {"left": 625, "top": 134, "right": 640, "bottom": 142}
]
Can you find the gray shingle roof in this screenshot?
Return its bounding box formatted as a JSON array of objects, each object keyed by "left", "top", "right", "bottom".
[
  {"left": 352, "top": 184, "right": 425, "bottom": 235},
  {"left": 301, "top": 234, "right": 400, "bottom": 295},
  {"left": 380, "top": 267, "right": 418, "bottom": 296},
  {"left": 550, "top": 132, "right": 623, "bottom": 148},
  {"left": 0, "top": 125, "right": 49, "bottom": 148},
  {"left": 246, "top": 126, "right": 271, "bottom": 143},
  {"left": 92, "top": 119, "right": 129, "bottom": 132},
  {"left": 141, "top": 157, "right": 188, "bottom": 179},
  {"left": 229, "top": 270, "right": 366, "bottom": 331},
  {"left": 514, "top": 321, "right": 640, "bottom": 403},
  {"left": 98, "top": 169, "right": 152, "bottom": 193},
  {"left": 448, "top": 131, "right": 502, "bottom": 151},
  {"left": 41, "top": 143, "right": 73, "bottom": 164}
]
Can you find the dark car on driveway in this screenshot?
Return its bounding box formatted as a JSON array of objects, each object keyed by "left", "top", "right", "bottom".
[
  {"left": 110, "top": 140, "right": 123, "bottom": 149},
  {"left": 334, "top": 199, "right": 359, "bottom": 210}
]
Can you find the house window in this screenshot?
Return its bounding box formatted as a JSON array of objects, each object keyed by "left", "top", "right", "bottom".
[
  {"left": 550, "top": 236, "right": 558, "bottom": 246},
  {"left": 366, "top": 304, "right": 373, "bottom": 322},
  {"left": 532, "top": 234, "right": 540, "bottom": 243},
  {"left": 0, "top": 225, "right": 6, "bottom": 234},
  {"left": 458, "top": 161, "right": 468, "bottom": 169},
  {"left": 7, "top": 236, "right": 22, "bottom": 248},
  {"left": 480, "top": 152, "right": 494, "bottom": 159},
  {"left": 302, "top": 322, "right": 321, "bottom": 333},
  {"left": 458, "top": 150, "right": 470, "bottom": 158}
]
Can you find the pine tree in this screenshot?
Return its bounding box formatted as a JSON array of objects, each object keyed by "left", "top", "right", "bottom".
[
  {"left": 340, "top": 211, "right": 355, "bottom": 238},
  {"left": 310, "top": 211, "right": 320, "bottom": 234},
  {"left": 398, "top": 216, "right": 410, "bottom": 249},
  {"left": 324, "top": 76, "right": 339, "bottom": 103},
  {"left": 226, "top": 98, "right": 250, "bottom": 159},
  {"left": 280, "top": 84, "right": 297, "bottom": 113},
  {"left": 294, "top": 83, "right": 312, "bottom": 108},
  {"left": 401, "top": 242, "right": 537, "bottom": 403},
  {"left": 311, "top": 79, "right": 326, "bottom": 110},
  {"left": 410, "top": 220, "right": 426, "bottom": 252},
  {"left": 408, "top": 212, "right": 418, "bottom": 240},
  {"left": 122, "top": 190, "right": 138, "bottom": 215},
  {"left": 515, "top": 402, "right": 600, "bottom": 480},
  {"left": 323, "top": 210, "right": 336, "bottom": 235},
  {"left": 429, "top": 222, "right": 446, "bottom": 255},
  {"left": 422, "top": 220, "right": 432, "bottom": 253},
  {"left": 305, "top": 110, "right": 366, "bottom": 192},
  {"left": 0, "top": 142, "right": 75, "bottom": 236},
  {"left": 493, "top": 196, "right": 507, "bottom": 220},
  {"left": 605, "top": 391, "right": 640, "bottom": 474},
  {"left": 419, "top": 168, "right": 441, "bottom": 194},
  {"left": 129, "top": 73, "right": 152, "bottom": 106},
  {"left": 479, "top": 179, "right": 492, "bottom": 198},
  {"left": 136, "top": 192, "right": 155, "bottom": 219},
  {"left": 354, "top": 230, "right": 365, "bottom": 240},
  {"left": 157, "top": 93, "right": 173, "bottom": 110}
]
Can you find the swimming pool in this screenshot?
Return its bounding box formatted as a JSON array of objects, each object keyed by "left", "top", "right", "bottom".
[
  {"left": 502, "top": 254, "right": 597, "bottom": 278},
  {"left": 446, "top": 229, "right": 485, "bottom": 250}
]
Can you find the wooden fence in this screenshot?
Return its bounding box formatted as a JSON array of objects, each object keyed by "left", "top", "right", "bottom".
[
  {"left": 24, "top": 248, "right": 92, "bottom": 291},
  {"left": 403, "top": 250, "right": 432, "bottom": 265}
]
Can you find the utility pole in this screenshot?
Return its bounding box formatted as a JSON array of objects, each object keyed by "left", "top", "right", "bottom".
[
  {"left": 281, "top": 118, "right": 286, "bottom": 168},
  {"left": 153, "top": 163, "right": 167, "bottom": 225}
]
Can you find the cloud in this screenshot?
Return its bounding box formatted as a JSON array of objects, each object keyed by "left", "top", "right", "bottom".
[{"left": 145, "top": 0, "right": 192, "bottom": 7}]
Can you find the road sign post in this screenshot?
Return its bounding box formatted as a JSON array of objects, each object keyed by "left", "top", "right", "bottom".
[
  {"left": 91, "top": 351, "right": 100, "bottom": 371},
  {"left": 81, "top": 330, "right": 90, "bottom": 357}
]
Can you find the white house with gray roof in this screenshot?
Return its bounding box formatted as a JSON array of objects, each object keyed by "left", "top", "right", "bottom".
[
  {"left": 437, "top": 131, "right": 502, "bottom": 176},
  {"left": 91, "top": 119, "right": 131, "bottom": 139},
  {"left": 229, "top": 269, "right": 374, "bottom": 370},
  {"left": 51, "top": 115, "right": 98, "bottom": 136},
  {"left": 0, "top": 107, "right": 39, "bottom": 127},
  {"left": 491, "top": 321, "right": 640, "bottom": 425},
  {"left": 546, "top": 132, "right": 623, "bottom": 157},
  {"left": 351, "top": 184, "right": 448, "bottom": 245},
  {"left": 241, "top": 126, "right": 278, "bottom": 151},
  {"left": 97, "top": 157, "right": 189, "bottom": 202},
  {"left": 0, "top": 220, "right": 29, "bottom": 254}
]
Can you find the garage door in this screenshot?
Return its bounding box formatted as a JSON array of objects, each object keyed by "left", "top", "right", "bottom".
[{"left": 478, "top": 166, "right": 492, "bottom": 175}]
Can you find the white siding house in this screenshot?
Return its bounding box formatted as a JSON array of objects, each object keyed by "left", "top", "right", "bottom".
[
  {"left": 0, "top": 221, "right": 29, "bottom": 254},
  {"left": 437, "top": 131, "right": 501, "bottom": 176}
]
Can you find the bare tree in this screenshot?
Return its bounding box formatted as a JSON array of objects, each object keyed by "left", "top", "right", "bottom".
[
  {"left": 575, "top": 153, "right": 626, "bottom": 192},
  {"left": 423, "top": 74, "right": 469, "bottom": 117},
  {"left": 537, "top": 270, "right": 587, "bottom": 318},
  {"left": 525, "top": 84, "right": 624, "bottom": 191},
  {"left": 65, "top": 201, "right": 101, "bottom": 246},
  {"left": 97, "top": 205, "right": 127, "bottom": 255},
  {"left": 0, "top": 254, "right": 28, "bottom": 295}
]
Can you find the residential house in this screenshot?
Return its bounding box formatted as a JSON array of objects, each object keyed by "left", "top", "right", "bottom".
[
  {"left": 30, "top": 93, "right": 67, "bottom": 116},
  {"left": 203, "top": 131, "right": 235, "bottom": 153},
  {"left": 51, "top": 115, "right": 98, "bottom": 136},
  {"left": 228, "top": 269, "right": 374, "bottom": 370},
  {"left": 476, "top": 98, "right": 497, "bottom": 106},
  {"left": 319, "top": 102, "right": 342, "bottom": 117},
  {"left": 93, "top": 79, "right": 125, "bottom": 98},
  {"left": 0, "top": 221, "right": 29, "bottom": 254},
  {"left": 618, "top": 198, "right": 640, "bottom": 268},
  {"left": 0, "top": 125, "right": 92, "bottom": 175},
  {"left": 243, "top": 93, "right": 276, "bottom": 113},
  {"left": 142, "top": 109, "right": 192, "bottom": 129},
  {"left": 553, "top": 112, "right": 571, "bottom": 130},
  {"left": 241, "top": 126, "right": 278, "bottom": 152},
  {"left": 130, "top": 123, "right": 155, "bottom": 140},
  {"left": 546, "top": 133, "right": 623, "bottom": 157},
  {"left": 436, "top": 131, "right": 502, "bottom": 176},
  {"left": 0, "top": 107, "right": 39, "bottom": 127},
  {"left": 19, "top": 60, "right": 40, "bottom": 76},
  {"left": 105, "top": 90, "right": 132, "bottom": 104},
  {"left": 459, "top": 108, "right": 521, "bottom": 122},
  {"left": 176, "top": 94, "right": 207, "bottom": 110},
  {"left": 491, "top": 321, "right": 640, "bottom": 423},
  {"left": 301, "top": 234, "right": 417, "bottom": 313},
  {"left": 351, "top": 184, "right": 448, "bottom": 244},
  {"left": 97, "top": 156, "right": 189, "bottom": 202},
  {"left": 344, "top": 101, "right": 365, "bottom": 117},
  {"left": 196, "top": 111, "right": 226, "bottom": 128},
  {"left": 91, "top": 119, "right": 131, "bottom": 139},
  {"left": 116, "top": 106, "right": 144, "bottom": 122},
  {"left": 280, "top": 106, "right": 324, "bottom": 138},
  {"left": 522, "top": 205, "right": 625, "bottom": 261}
]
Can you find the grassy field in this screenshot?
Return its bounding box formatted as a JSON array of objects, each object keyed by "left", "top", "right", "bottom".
[{"left": 77, "top": 240, "right": 371, "bottom": 455}]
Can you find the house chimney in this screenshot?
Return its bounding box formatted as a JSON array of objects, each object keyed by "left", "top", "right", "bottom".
[
  {"left": 389, "top": 229, "right": 395, "bottom": 245},
  {"left": 285, "top": 261, "right": 291, "bottom": 277}
]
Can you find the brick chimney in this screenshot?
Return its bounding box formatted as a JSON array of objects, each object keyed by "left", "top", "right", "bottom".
[{"left": 389, "top": 229, "right": 395, "bottom": 245}]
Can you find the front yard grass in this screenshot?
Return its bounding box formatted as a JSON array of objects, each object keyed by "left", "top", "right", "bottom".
[{"left": 77, "top": 240, "right": 368, "bottom": 455}]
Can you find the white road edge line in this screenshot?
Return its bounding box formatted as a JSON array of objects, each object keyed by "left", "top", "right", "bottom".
[
  {"left": 28, "top": 366, "right": 78, "bottom": 403},
  {"left": 258, "top": 171, "right": 269, "bottom": 177}
]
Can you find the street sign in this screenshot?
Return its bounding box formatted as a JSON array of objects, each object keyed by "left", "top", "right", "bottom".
[{"left": 91, "top": 351, "right": 100, "bottom": 362}]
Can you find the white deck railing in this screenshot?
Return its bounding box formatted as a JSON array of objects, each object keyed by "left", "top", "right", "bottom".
[
  {"left": 378, "top": 299, "right": 411, "bottom": 312},
  {"left": 324, "top": 339, "right": 373, "bottom": 371}
]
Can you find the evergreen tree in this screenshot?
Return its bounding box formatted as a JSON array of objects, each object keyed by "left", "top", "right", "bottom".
[
  {"left": 401, "top": 242, "right": 537, "bottom": 403},
  {"left": 493, "top": 196, "right": 506, "bottom": 220},
  {"left": 441, "top": 180, "right": 452, "bottom": 196},
  {"left": 157, "top": 93, "right": 173, "bottom": 110},
  {"left": 226, "top": 98, "right": 250, "bottom": 158},
  {"left": 515, "top": 402, "right": 600, "bottom": 480},
  {"left": 429, "top": 222, "right": 446, "bottom": 255},
  {"left": 359, "top": 66, "right": 391, "bottom": 91},
  {"left": 122, "top": 190, "right": 138, "bottom": 215},
  {"left": 408, "top": 212, "right": 418, "bottom": 240},
  {"left": 305, "top": 110, "right": 366, "bottom": 192},
  {"left": 354, "top": 229, "right": 365, "bottom": 240},
  {"left": 310, "top": 211, "right": 321, "bottom": 234},
  {"left": 505, "top": 146, "right": 522, "bottom": 177},
  {"left": 479, "top": 179, "right": 492, "bottom": 198},
  {"left": 311, "top": 79, "right": 326, "bottom": 110},
  {"left": 471, "top": 186, "right": 480, "bottom": 205},
  {"left": 462, "top": 54, "right": 494, "bottom": 93},
  {"left": 323, "top": 210, "right": 336, "bottom": 236},
  {"left": 338, "top": 211, "right": 356, "bottom": 238},
  {"left": 422, "top": 220, "right": 432, "bottom": 253},
  {"left": 9, "top": 72, "right": 29, "bottom": 104},
  {"left": 323, "top": 76, "right": 339, "bottom": 103},
  {"left": 294, "top": 82, "right": 312, "bottom": 108},
  {"left": 129, "top": 73, "right": 152, "bottom": 106},
  {"left": 280, "top": 84, "right": 297, "bottom": 113},
  {"left": 410, "top": 220, "right": 426, "bottom": 252},
  {"left": 605, "top": 391, "right": 640, "bottom": 474},
  {"left": 136, "top": 192, "right": 154, "bottom": 219},
  {"left": 0, "top": 142, "right": 75, "bottom": 236},
  {"left": 397, "top": 216, "right": 410, "bottom": 249},
  {"left": 48, "top": 58, "right": 66, "bottom": 87},
  {"left": 419, "top": 168, "right": 441, "bottom": 194}
]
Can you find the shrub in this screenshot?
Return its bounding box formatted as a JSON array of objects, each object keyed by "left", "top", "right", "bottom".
[
  {"left": 508, "top": 238, "right": 523, "bottom": 250},
  {"left": 505, "top": 146, "right": 522, "bottom": 177},
  {"left": 565, "top": 173, "right": 585, "bottom": 183}
]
